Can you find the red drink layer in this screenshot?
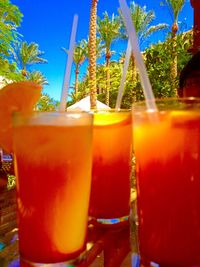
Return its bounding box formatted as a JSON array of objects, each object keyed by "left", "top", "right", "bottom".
[
  {"left": 134, "top": 110, "right": 200, "bottom": 266},
  {"left": 89, "top": 111, "right": 132, "bottom": 220}
]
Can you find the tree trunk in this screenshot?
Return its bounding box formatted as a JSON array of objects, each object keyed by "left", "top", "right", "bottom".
[
  {"left": 131, "top": 54, "right": 137, "bottom": 102},
  {"left": 171, "top": 22, "right": 178, "bottom": 96},
  {"left": 74, "top": 66, "right": 79, "bottom": 101},
  {"left": 22, "top": 68, "right": 27, "bottom": 77},
  {"left": 105, "top": 52, "right": 111, "bottom": 106},
  {"left": 89, "top": 0, "right": 98, "bottom": 110}
]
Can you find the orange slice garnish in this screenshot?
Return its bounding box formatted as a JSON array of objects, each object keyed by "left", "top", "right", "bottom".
[
  {"left": 94, "top": 111, "right": 131, "bottom": 127},
  {"left": 0, "top": 81, "right": 42, "bottom": 153}
]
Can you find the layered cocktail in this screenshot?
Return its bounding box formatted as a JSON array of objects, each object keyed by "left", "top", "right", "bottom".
[
  {"left": 133, "top": 99, "right": 200, "bottom": 266},
  {"left": 89, "top": 109, "right": 132, "bottom": 225},
  {"left": 13, "top": 112, "right": 93, "bottom": 264}
]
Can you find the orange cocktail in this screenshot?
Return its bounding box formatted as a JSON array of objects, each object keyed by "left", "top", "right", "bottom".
[
  {"left": 13, "top": 112, "right": 93, "bottom": 264},
  {"left": 133, "top": 99, "right": 200, "bottom": 266},
  {"left": 89, "top": 110, "right": 132, "bottom": 225}
]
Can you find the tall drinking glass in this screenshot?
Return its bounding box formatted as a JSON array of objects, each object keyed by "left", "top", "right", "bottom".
[
  {"left": 12, "top": 112, "right": 93, "bottom": 266},
  {"left": 132, "top": 98, "right": 200, "bottom": 267},
  {"left": 89, "top": 109, "right": 132, "bottom": 226}
]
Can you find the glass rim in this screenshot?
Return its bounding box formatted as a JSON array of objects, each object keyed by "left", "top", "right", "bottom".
[
  {"left": 132, "top": 97, "right": 200, "bottom": 112},
  {"left": 91, "top": 108, "right": 131, "bottom": 114},
  {"left": 12, "top": 111, "right": 93, "bottom": 127},
  {"left": 13, "top": 110, "right": 93, "bottom": 117}
]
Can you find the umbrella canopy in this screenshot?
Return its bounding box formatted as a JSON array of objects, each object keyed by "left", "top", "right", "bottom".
[
  {"left": 68, "top": 96, "right": 110, "bottom": 111},
  {"left": 0, "top": 76, "right": 11, "bottom": 90}
]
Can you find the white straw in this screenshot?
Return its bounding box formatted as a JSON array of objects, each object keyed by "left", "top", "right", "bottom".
[
  {"left": 119, "top": 0, "right": 157, "bottom": 111},
  {"left": 115, "top": 39, "right": 131, "bottom": 109},
  {"left": 59, "top": 14, "right": 78, "bottom": 112}
]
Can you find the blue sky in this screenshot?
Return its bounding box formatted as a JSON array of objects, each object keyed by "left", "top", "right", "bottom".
[{"left": 11, "top": 0, "right": 193, "bottom": 102}]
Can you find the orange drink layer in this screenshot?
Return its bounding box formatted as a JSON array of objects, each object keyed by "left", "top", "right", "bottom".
[
  {"left": 89, "top": 110, "right": 132, "bottom": 224},
  {"left": 13, "top": 112, "right": 93, "bottom": 264},
  {"left": 133, "top": 99, "right": 200, "bottom": 267}
]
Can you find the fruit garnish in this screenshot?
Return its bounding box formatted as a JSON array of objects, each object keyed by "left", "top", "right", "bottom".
[
  {"left": 0, "top": 81, "right": 42, "bottom": 153},
  {"left": 94, "top": 112, "right": 131, "bottom": 126}
]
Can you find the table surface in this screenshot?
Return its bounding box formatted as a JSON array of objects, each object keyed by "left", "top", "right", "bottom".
[
  {"left": 0, "top": 224, "right": 132, "bottom": 267},
  {"left": 0, "top": 186, "right": 136, "bottom": 267}
]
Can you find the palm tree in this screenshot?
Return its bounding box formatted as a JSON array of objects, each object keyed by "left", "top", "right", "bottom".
[
  {"left": 28, "top": 70, "right": 48, "bottom": 86},
  {"left": 161, "top": 0, "right": 185, "bottom": 37},
  {"left": 161, "top": 0, "right": 185, "bottom": 91},
  {"left": 88, "top": 0, "right": 98, "bottom": 109},
  {"left": 85, "top": 36, "right": 104, "bottom": 61},
  {"left": 119, "top": 1, "right": 168, "bottom": 96},
  {"left": 97, "top": 12, "right": 121, "bottom": 106},
  {"left": 63, "top": 39, "right": 88, "bottom": 100},
  {"left": 73, "top": 40, "right": 88, "bottom": 100},
  {"left": 129, "top": 2, "right": 167, "bottom": 46},
  {"left": 36, "top": 93, "right": 59, "bottom": 111},
  {"left": 13, "top": 41, "right": 47, "bottom": 77}
]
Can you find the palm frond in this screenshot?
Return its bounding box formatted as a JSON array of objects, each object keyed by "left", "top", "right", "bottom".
[
  {"left": 97, "top": 11, "right": 121, "bottom": 50},
  {"left": 27, "top": 70, "right": 48, "bottom": 85},
  {"left": 120, "top": 1, "right": 167, "bottom": 48},
  {"left": 141, "top": 23, "right": 169, "bottom": 41},
  {"left": 161, "top": 0, "right": 185, "bottom": 21},
  {"left": 13, "top": 41, "right": 47, "bottom": 70}
]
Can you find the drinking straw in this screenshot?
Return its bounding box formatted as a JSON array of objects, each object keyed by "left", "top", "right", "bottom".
[
  {"left": 59, "top": 14, "right": 78, "bottom": 112},
  {"left": 119, "top": 0, "right": 157, "bottom": 111},
  {"left": 115, "top": 39, "right": 131, "bottom": 109}
]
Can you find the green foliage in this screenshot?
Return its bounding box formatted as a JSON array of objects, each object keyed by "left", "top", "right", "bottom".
[
  {"left": 1, "top": 0, "right": 192, "bottom": 109},
  {"left": 0, "top": 1, "right": 49, "bottom": 90},
  {"left": 119, "top": 1, "right": 168, "bottom": 48},
  {"left": 36, "top": 93, "right": 59, "bottom": 111},
  {"left": 0, "top": 58, "right": 24, "bottom": 81},
  {"left": 145, "top": 31, "right": 192, "bottom": 98},
  {"left": 8, "top": 41, "right": 49, "bottom": 85},
  {"left": 97, "top": 12, "right": 121, "bottom": 51},
  {"left": 28, "top": 70, "right": 48, "bottom": 86},
  {"left": 7, "top": 174, "right": 16, "bottom": 189},
  {"left": 78, "top": 30, "right": 193, "bottom": 108},
  {"left": 0, "top": 1, "right": 48, "bottom": 85},
  {"left": 63, "top": 39, "right": 88, "bottom": 67},
  {"left": 160, "top": 0, "right": 185, "bottom": 21},
  {"left": 12, "top": 41, "right": 47, "bottom": 71},
  {"left": 176, "top": 30, "right": 193, "bottom": 71},
  {"left": 73, "top": 39, "right": 88, "bottom": 66},
  {"left": 0, "top": 0, "right": 23, "bottom": 81},
  {"left": 0, "top": 0, "right": 22, "bottom": 57},
  {"left": 88, "top": 61, "right": 122, "bottom": 107},
  {"left": 145, "top": 43, "right": 173, "bottom": 98}
]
